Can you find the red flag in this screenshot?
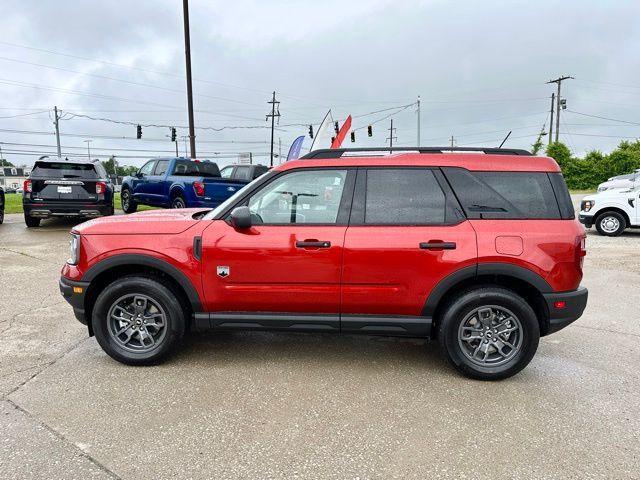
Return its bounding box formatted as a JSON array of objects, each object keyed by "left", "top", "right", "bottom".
[{"left": 330, "top": 115, "right": 352, "bottom": 149}]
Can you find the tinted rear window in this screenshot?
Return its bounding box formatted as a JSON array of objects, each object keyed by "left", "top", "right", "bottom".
[
  {"left": 172, "top": 160, "right": 220, "bottom": 177},
  {"left": 442, "top": 168, "right": 562, "bottom": 219},
  {"left": 31, "top": 162, "right": 98, "bottom": 179}
]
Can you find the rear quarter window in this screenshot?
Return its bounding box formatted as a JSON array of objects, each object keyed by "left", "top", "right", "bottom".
[{"left": 442, "top": 168, "right": 562, "bottom": 219}]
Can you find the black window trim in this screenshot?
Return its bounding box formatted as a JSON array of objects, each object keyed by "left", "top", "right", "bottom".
[
  {"left": 139, "top": 159, "right": 157, "bottom": 176},
  {"left": 349, "top": 166, "right": 465, "bottom": 227},
  {"left": 218, "top": 167, "right": 357, "bottom": 227}
]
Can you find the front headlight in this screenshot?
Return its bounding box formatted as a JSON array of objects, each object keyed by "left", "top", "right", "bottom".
[
  {"left": 598, "top": 186, "right": 607, "bottom": 192},
  {"left": 68, "top": 233, "right": 81, "bottom": 265},
  {"left": 581, "top": 200, "right": 595, "bottom": 212}
]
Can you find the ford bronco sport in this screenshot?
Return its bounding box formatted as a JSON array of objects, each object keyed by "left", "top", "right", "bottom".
[{"left": 59, "top": 147, "right": 587, "bottom": 380}]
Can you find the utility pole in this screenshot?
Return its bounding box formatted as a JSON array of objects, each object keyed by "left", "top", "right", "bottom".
[
  {"left": 450, "top": 135, "right": 455, "bottom": 148},
  {"left": 266, "top": 91, "right": 280, "bottom": 167},
  {"left": 181, "top": 136, "right": 188, "bottom": 156},
  {"left": 386, "top": 119, "right": 397, "bottom": 153},
  {"left": 182, "top": 0, "right": 196, "bottom": 158},
  {"left": 547, "top": 75, "right": 573, "bottom": 143},
  {"left": 416, "top": 95, "right": 421, "bottom": 146},
  {"left": 84, "top": 139, "right": 92, "bottom": 160},
  {"left": 53, "top": 106, "right": 62, "bottom": 158},
  {"left": 278, "top": 137, "right": 282, "bottom": 165},
  {"left": 548, "top": 93, "right": 555, "bottom": 146}
]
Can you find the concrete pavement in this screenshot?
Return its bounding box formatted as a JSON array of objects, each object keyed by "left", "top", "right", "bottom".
[{"left": 1, "top": 205, "right": 639, "bottom": 479}]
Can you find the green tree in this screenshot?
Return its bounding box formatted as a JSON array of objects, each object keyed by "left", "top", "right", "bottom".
[{"left": 546, "top": 142, "right": 572, "bottom": 168}]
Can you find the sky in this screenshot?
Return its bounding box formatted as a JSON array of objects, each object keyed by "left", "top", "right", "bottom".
[{"left": 1, "top": 0, "right": 640, "bottom": 169}]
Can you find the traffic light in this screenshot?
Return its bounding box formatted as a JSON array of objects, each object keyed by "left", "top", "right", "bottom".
[
  {"left": 171, "top": 127, "right": 177, "bottom": 142},
  {"left": 308, "top": 124, "right": 314, "bottom": 139},
  {"left": 367, "top": 125, "right": 372, "bottom": 137},
  {"left": 350, "top": 131, "right": 356, "bottom": 142},
  {"left": 334, "top": 121, "right": 339, "bottom": 134},
  {"left": 136, "top": 124, "right": 142, "bottom": 139}
]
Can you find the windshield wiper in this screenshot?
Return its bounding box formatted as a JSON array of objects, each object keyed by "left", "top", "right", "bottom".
[{"left": 468, "top": 204, "right": 508, "bottom": 212}]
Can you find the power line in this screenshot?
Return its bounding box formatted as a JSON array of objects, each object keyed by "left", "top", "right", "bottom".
[{"left": 565, "top": 110, "right": 640, "bottom": 126}]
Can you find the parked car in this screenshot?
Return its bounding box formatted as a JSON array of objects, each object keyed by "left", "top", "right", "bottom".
[
  {"left": 4, "top": 187, "right": 16, "bottom": 194},
  {"left": 0, "top": 187, "right": 4, "bottom": 224},
  {"left": 120, "top": 158, "right": 266, "bottom": 213},
  {"left": 597, "top": 169, "right": 640, "bottom": 192},
  {"left": 23, "top": 159, "right": 114, "bottom": 227},
  {"left": 59, "top": 147, "right": 587, "bottom": 380},
  {"left": 579, "top": 186, "right": 640, "bottom": 236}
]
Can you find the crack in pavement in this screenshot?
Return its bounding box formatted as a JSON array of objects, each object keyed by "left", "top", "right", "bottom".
[
  {"left": 573, "top": 323, "right": 640, "bottom": 338},
  {"left": 4, "top": 399, "right": 122, "bottom": 480},
  {"left": 0, "top": 247, "right": 60, "bottom": 265}
]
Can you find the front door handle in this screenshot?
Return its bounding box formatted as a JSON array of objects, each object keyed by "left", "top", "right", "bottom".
[
  {"left": 296, "top": 240, "right": 331, "bottom": 249},
  {"left": 420, "top": 241, "right": 457, "bottom": 250}
]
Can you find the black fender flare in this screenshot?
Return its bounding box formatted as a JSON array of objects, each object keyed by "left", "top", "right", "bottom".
[
  {"left": 422, "top": 262, "right": 552, "bottom": 317},
  {"left": 82, "top": 254, "right": 202, "bottom": 311}
]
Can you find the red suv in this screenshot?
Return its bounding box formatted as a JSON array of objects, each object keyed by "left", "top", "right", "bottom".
[{"left": 59, "top": 147, "right": 587, "bottom": 380}]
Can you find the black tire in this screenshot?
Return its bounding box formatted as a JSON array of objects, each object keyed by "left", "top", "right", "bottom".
[
  {"left": 91, "top": 276, "right": 186, "bottom": 365},
  {"left": 121, "top": 188, "right": 137, "bottom": 214},
  {"left": 594, "top": 211, "right": 626, "bottom": 236},
  {"left": 24, "top": 214, "right": 40, "bottom": 228},
  {"left": 171, "top": 194, "right": 186, "bottom": 209},
  {"left": 0, "top": 193, "right": 4, "bottom": 224},
  {"left": 437, "top": 287, "right": 540, "bottom": 381}
]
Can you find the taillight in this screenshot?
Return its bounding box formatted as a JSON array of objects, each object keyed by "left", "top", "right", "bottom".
[
  {"left": 576, "top": 235, "right": 586, "bottom": 270},
  {"left": 193, "top": 181, "right": 205, "bottom": 197},
  {"left": 24, "top": 180, "right": 32, "bottom": 193},
  {"left": 96, "top": 182, "right": 106, "bottom": 195}
]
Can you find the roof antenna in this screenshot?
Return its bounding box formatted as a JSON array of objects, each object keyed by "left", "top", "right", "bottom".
[{"left": 498, "top": 131, "right": 512, "bottom": 148}]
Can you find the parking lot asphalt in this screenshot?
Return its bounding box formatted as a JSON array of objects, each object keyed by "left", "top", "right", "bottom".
[{"left": 1, "top": 199, "right": 639, "bottom": 479}]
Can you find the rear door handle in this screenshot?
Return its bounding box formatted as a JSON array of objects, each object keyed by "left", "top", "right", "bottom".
[
  {"left": 296, "top": 240, "right": 331, "bottom": 249},
  {"left": 420, "top": 241, "right": 457, "bottom": 250}
]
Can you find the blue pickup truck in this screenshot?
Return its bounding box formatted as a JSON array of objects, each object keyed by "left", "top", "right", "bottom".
[{"left": 120, "top": 158, "right": 268, "bottom": 213}]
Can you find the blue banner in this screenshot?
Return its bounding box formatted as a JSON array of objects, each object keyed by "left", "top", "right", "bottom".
[{"left": 286, "top": 135, "right": 305, "bottom": 161}]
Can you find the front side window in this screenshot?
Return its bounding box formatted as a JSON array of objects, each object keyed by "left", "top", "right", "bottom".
[
  {"left": 364, "top": 169, "right": 446, "bottom": 224},
  {"left": 247, "top": 169, "right": 347, "bottom": 224},
  {"left": 139, "top": 160, "right": 156, "bottom": 176},
  {"left": 220, "top": 166, "right": 233, "bottom": 178}
]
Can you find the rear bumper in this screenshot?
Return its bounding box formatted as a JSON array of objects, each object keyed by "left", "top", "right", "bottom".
[
  {"left": 24, "top": 200, "right": 112, "bottom": 218},
  {"left": 59, "top": 276, "right": 90, "bottom": 324},
  {"left": 578, "top": 213, "right": 594, "bottom": 228},
  {"left": 542, "top": 286, "right": 588, "bottom": 335}
]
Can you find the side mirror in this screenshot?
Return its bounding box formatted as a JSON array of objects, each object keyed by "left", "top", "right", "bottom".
[
  {"left": 135, "top": 172, "right": 143, "bottom": 178},
  {"left": 230, "top": 206, "right": 252, "bottom": 229}
]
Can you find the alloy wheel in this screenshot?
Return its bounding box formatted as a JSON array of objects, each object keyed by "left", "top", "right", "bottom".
[
  {"left": 107, "top": 294, "right": 167, "bottom": 353},
  {"left": 458, "top": 305, "right": 523, "bottom": 367},
  {"left": 600, "top": 216, "right": 620, "bottom": 234}
]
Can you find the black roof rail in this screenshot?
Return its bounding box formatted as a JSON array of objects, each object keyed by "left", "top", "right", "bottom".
[{"left": 300, "top": 147, "right": 532, "bottom": 159}]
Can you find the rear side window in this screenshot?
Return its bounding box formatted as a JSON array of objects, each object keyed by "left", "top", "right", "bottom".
[
  {"left": 442, "top": 168, "right": 562, "bottom": 219},
  {"left": 154, "top": 160, "right": 170, "bottom": 176},
  {"left": 364, "top": 169, "right": 446, "bottom": 224},
  {"left": 234, "top": 166, "right": 251, "bottom": 181},
  {"left": 30, "top": 162, "right": 98, "bottom": 179}
]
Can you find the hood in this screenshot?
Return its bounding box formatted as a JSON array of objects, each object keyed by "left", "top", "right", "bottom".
[
  {"left": 73, "top": 208, "right": 208, "bottom": 235},
  {"left": 584, "top": 188, "right": 635, "bottom": 202}
]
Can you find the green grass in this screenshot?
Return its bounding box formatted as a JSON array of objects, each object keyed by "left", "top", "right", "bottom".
[
  {"left": 569, "top": 189, "right": 596, "bottom": 195},
  {"left": 2, "top": 192, "right": 157, "bottom": 215}
]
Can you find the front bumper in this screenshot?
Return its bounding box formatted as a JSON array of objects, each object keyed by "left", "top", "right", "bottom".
[
  {"left": 578, "top": 213, "right": 594, "bottom": 228},
  {"left": 542, "top": 286, "right": 588, "bottom": 335},
  {"left": 24, "top": 200, "right": 113, "bottom": 218},
  {"left": 59, "top": 276, "right": 90, "bottom": 324}
]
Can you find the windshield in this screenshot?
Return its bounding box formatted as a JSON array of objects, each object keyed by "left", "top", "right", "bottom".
[
  {"left": 31, "top": 162, "right": 98, "bottom": 179},
  {"left": 203, "top": 172, "right": 275, "bottom": 220}
]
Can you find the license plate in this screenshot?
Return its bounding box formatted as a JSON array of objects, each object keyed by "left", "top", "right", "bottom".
[{"left": 57, "top": 186, "right": 72, "bottom": 194}]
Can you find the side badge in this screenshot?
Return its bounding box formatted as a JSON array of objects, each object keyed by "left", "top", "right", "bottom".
[{"left": 217, "top": 266, "right": 230, "bottom": 278}]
